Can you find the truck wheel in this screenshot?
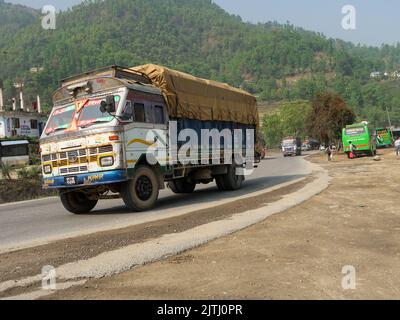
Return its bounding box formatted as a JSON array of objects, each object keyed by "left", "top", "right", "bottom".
[
  {"left": 215, "top": 176, "right": 227, "bottom": 191},
  {"left": 121, "top": 166, "right": 159, "bottom": 212},
  {"left": 59, "top": 190, "right": 98, "bottom": 215},
  {"left": 220, "top": 164, "right": 244, "bottom": 191},
  {"left": 168, "top": 179, "right": 196, "bottom": 194}
]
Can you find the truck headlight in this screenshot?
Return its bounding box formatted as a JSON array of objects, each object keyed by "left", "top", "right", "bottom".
[
  {"left": 100, "top": 156, "right": 114, "bottom": 167},
  {"left": 43, "top": 165, "right": 52, "bottom": 174}
]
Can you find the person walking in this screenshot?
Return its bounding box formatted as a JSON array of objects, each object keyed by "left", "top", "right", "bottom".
[
  {"left": 326, "top": 144, "right": 333, "bottom": 161},
  {"left": 395, "top": 137, "right": 400, "bottom": 156},
  {"left": 348, "top": 141, "right": 357, "bottom": 159}
]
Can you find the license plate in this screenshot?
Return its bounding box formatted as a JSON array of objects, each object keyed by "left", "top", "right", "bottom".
[{"left": 65, "top": 176, "right": 78, "bottom": 186}]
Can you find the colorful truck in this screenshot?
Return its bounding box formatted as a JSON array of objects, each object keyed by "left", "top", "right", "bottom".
[
  {"left": 282, "top": 137, "right": 302, "bottom": 157},
  {"left": 40, "top": 65, "right": 259, "bottom": 214},
  {"left": 375, "top": 128, "right": 392, "bottom": 148},
  {"left": 342, "top": 123, "right": 377, "bottom": 157}
]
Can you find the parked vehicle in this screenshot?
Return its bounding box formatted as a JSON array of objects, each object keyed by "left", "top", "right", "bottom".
[
  {"left": 375, "top": 128, "right": 392, "bottom": 148},
  {"left": 282, "top": 137, "right": 302, "bottom": 157},
  {"left": 342, "top": 123, "right": 377, "bottom": 157},
  {"left": 0, "top": 140, "right": 30, "bottom": 166},
  {"left": 40, "top": 65, "right": 259, "bottom": 214}
]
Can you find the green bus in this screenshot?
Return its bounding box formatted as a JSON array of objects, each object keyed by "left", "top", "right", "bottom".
[
  {"left": 342, "top": 123, "right": 377, "bottom": 157},
  {"left": 375, "top": 128, "right": 392, "bottom": 148}
]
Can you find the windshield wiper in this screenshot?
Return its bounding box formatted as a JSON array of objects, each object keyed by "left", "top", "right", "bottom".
[
  {"left": 46, "top": 127, "right": 68, "bottom": 135},
  {"left": 79, "top": 120, "right": 111, "bottom": 129}
]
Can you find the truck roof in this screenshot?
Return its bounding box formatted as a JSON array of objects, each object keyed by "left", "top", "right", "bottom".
[{"left": 60, "top": 65, "right": 151, "bottom": 87}]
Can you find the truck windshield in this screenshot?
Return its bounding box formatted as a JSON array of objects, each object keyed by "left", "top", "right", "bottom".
[
  {"left": 283, "top": 141, "right": 295, "bottom": 147},
  {"left": 77, "top": 99, "right": 115, "bottom": 128},
  {"left": 45, "top": 105, "right": 76, "bottom": 135},
  {"left": 45, "top": 96, "right": 120, "bottom": 135}
]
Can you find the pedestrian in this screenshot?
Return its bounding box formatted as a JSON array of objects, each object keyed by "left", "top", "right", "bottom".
[
  {"left": 395, "top": 137, "right": 400, "bottom": 156},
  {"left": 326, "top": 144, "right": 333, "bottom": 161},
  {"left": 348, "top": 141, "right": 357, "bottom": 159}
]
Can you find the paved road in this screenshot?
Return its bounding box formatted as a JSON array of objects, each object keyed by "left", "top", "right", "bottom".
[{"left": 0, "top": 153, "right": 312, "bottom": 252}]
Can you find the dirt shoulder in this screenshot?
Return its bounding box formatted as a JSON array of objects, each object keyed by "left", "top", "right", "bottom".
[
  {"left": 49, "top": 148, "right": 400, "bottom": 300},
  {"left": 0, "top": 176, "right": 312, "bottom": 288}
]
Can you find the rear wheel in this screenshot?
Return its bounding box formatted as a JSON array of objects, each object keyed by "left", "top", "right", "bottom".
[
  {"left": 215, "top": 176, "right": 227, "bottom": 191},
  {"left": 168, "top": 179, "right": 196, "bottom": 194},
  {"left": 59, "top": 190, "right": 98, "bottom": 215},
  {"left": 121, "top": 166, "right": 159, "bottom": 212},
  {"left": 216, "top": 164, "right": 244, "bottom": 191}
]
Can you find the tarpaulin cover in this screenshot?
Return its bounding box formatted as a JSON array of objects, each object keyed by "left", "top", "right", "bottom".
[{"left": 130, "top": 64, "right": 259, "bottom": 128}]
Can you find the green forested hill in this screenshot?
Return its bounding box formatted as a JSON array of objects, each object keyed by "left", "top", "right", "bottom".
[{"left": 0, "top": 0, "right": 400, "bottom": 126}]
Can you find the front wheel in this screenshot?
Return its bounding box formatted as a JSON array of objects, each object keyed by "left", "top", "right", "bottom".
[
  {"left": 59, "top": 190, "right": 98, "bottom": 215},
  {"left": 121, "top": 166, "right": 159, "bottom": 212}
]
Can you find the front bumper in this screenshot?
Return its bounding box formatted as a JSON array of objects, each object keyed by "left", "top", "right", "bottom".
[{"left": 42, "top": 169, "right": 128, "bottom": 189}]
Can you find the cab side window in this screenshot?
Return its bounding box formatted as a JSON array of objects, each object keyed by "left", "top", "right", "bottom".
[
  {"left": 154, "top": 105, "right": 166, "bottom": 124},
  {"left": 133, "top": 103, "right": 146, "bottom": 123}
]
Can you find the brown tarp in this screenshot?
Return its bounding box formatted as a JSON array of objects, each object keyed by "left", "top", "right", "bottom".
[{"left": 130, "top": 64, "right": 259, "bottom": 128}]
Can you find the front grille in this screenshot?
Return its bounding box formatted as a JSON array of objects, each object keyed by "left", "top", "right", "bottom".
[
  {"left": 68, "top": 150, "right": 78, "bottom": 158},
  {"left": 60, "top": 166, "right": 88, "bottom": 175},
  {"left": 59, "top": 152, "right": 67, "bottom": 159},
  {"left": 98, "top": 145, "right": 113, "bottom": 154},
  {"left": 42, "top": 145, "right": 113, "bottom": 170}
]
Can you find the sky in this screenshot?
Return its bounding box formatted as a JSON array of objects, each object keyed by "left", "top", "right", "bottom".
[{"left": 6, "top": 0, "right": 400, "bottom": 47}]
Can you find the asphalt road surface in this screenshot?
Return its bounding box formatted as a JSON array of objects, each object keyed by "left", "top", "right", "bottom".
[{"left": 0, "top": 153, "right": 312, "bottom": 252}]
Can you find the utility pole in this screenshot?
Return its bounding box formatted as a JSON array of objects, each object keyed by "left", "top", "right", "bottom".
[
  {"left": 385, "top": 105, "right": 395, "bottom": 143},
  {"left": 30, "top": 66, "right": 44, "bottom": 113},
  {"left": 385, "top": 105, "right": 393, "bottom": 133}
]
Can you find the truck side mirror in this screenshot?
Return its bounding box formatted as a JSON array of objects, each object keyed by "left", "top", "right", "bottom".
[
  {"left": 120, "top": 101, "right": 133, "bottom": 121},
  {"left": 100, "top": 95, "right": 116, "bottom": 114}
]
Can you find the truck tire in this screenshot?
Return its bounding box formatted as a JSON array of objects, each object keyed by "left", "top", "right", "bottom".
[
  {"left": 168, "top": 179, "right": 196, "bottom": 194},
  {"left": 59, "top": 190, "right": 98, "bottom": 215},
  {"left": 121, "top": 166, "right": 159, "bottom": 212},
  {"left": 217, "top": 164, "right": 244, "bottom": 191},
  {"left": 215, "top": 176, "right": 227, "bottom": 191}
]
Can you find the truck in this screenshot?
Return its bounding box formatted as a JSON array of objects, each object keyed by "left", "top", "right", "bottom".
[
  {"left": 282, "top": 137, "right": 302, "bottom": 157},
  {"left": 40, "top": 65, "right": 259, "bottom": 214},
  {"left": 342, "top": 123, "right": 377, "bottom": 157},
  {"left": 375, "top": 127, "right": 392, "bottom": 148}
]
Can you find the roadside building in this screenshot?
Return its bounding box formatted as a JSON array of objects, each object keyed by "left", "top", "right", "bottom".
[
  {"left": 0, "top": 81, "right": 47, "bottom": 139},
  {"left": 370, "top": 71, "right": 381, "bottom": 79},
  {"left": 0, "top": 111, "right": 47, "bottom": 138}
]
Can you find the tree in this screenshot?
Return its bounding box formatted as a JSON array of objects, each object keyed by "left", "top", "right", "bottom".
[
  {"left": 262, "top": 100, "right": 311, "bottom": 147},
  {"left": 280, "top": 101, "right": 312, "bottom": 139},
  {"left": 305, "top": 92, "right": 356, "bottom": 145},
  {"left": 262, "top": 113, "right": 282, "bottom": 148}
]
